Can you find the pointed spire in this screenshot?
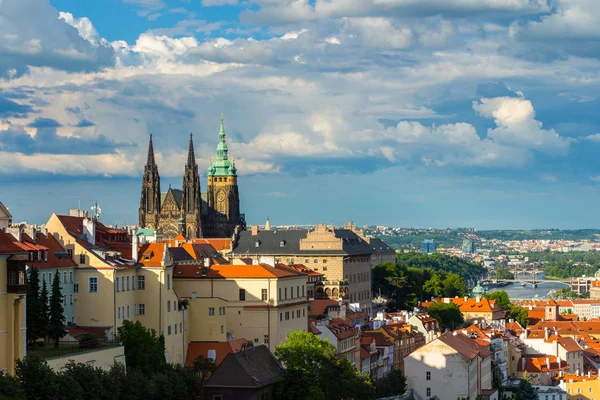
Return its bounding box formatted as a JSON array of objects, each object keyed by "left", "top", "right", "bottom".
[
  {"left": 265, "top": 217, "right": 271, "bottom": 231},
  {"left": 187, "top": 132, "right": 196, "bottom": 167},
  {"left": 146, "top": 133, "right": 156, "bottom": 166},
  {"left": 216, "top": 114, "right": 229, "bottom": 161}
]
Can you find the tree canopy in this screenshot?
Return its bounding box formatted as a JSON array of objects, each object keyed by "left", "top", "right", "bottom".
[
  {"left": 427, "top": 301, "right": 464, "bottom": 330},
  {"left": 273, "top": 331, "right": 374, "bottom": 400},
  {"left": 118, "top": 320, "right": 166, "bottom": 375}
]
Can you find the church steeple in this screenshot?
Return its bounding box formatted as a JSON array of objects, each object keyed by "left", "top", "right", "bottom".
[
  {"left": 139, "top": 133, "right": 161, "bottom": 229},
  {"left": 181, "top": 132, "right": 202, "bottom": 238},
  {"left": 208, "top": 114, "right": 236, "bottom": 177}
]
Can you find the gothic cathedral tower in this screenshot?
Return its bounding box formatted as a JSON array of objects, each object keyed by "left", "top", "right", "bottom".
[
  {"left": 181, "top": 133, "right": 202, "bottom": 239},
  {"left": 139, "top": 134, "right": 161, "bottom": 229},
  {"left": 205, "top": 115, "right": 243, "bottom": 238}
]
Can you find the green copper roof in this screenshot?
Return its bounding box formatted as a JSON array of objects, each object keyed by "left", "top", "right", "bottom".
[
  {"left": 208, "top": 115, "right": 237, "bottom": 177},
  {"left": 472, "top": 280, "right": 485, "bottom": 296}
]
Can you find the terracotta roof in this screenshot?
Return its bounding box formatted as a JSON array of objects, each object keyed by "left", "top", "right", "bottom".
[
  {"left": 558, "top": 373, "right": 599, "bottom": 382},
  {"left": 360, "top": 347, "right": 372, "bottom": 360},
  {"left": 558, "top": 337, "right": 583, "bottom": 352},
  {"left": 506, "top": 322, "right": 524, "bottom": 336},
  {"left": 192, "top": 238, "right": 232, "bottom": 251},
  {"left": 517, "top": 355, "right": 569, "bottom": 373},
  {"left": 174, "top": 263, "right": 304, "bottom": 279},
  {"left": 363, "top": 331, "right": 394, "bottom": 347},
  {"left": 0, "top": 231, "right": 39, "bottom": 253},
  {"left": 27, "top": 232, "right": 76, "bottom": 269},
  {"left": 67, "top": 325, "right": 111, "bottom": 339},
  {"left": 327, "top": 318, "right": 358, "bottom": 340},
  {"left": 308, "top": 299, "right": 339, "bottom": 318},
  {"left": 459, "top": 298, "right": 502, "bottom": 314},
  {"left": 437, "top": 331, "right": 491, "bottom": 360},
  {"left": 185, "top": 339, "right": 250, "bottom": 367},
  {"left": 138, "top": 243, "right": 167, "bottom": 267},
  {"left": 308, "top": 323, "right": 322, "bottom": 335},
  {"left": 275, "top": 263, "right": 323, "bottom": 277}
]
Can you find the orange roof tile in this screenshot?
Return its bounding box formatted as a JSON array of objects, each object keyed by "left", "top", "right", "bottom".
[
  {"left": 185, "top": 339, "right": 250, "bottom": 367},
  {"left": 308, "top": 299, "right": 339, "bottom": 318},
  {"left": 517, "top": 355, "right": 569, "bottom": 373},
  {"left": 192, "top": 238, "right": 232, "bottom": 251}
]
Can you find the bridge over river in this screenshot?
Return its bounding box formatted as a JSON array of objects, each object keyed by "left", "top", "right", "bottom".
[{"left": 484, "top": 270, "right": 571, "bottom": 288}]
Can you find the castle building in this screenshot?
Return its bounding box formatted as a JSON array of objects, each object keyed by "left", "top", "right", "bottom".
[{"left": 138, "top": 116, "right": 244, "bottom": 239}]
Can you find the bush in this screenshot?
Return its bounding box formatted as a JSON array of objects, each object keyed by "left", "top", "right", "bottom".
[{"left": 78, "top": 333, "right": 99, "bottom": 349}]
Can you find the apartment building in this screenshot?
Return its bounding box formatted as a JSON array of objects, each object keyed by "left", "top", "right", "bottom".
[
  {"left": 404, "top": 331, "right": 498, "bottom": 400},
  {"left": 173, "top": 262, "right": 308, "bottom": 351},
  {"left": 311, "top": 317, "right": 361, "bottom": 369},
  {"left": 232, "top": 222, "right": 376, "bottom": 314}
]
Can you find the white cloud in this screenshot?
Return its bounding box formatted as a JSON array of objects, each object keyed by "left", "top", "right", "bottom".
[
  {"left": 473, "top": 97, "right": 569, "bottom": 153},
  {"left": 342, "top": 18, "right": 414, "bottom": 49},
  {"left": 58, "top": 12, "right": 102, "bottom": 47},
  {"left": 586, "top": 133, "right": 600, "bottom": 142},
  {"left": 202, "top": 0, "right": 238, "bottom": 6}
]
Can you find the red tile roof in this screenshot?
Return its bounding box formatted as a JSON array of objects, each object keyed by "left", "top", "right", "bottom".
[
  {"left": 558, "top": 337, "right": 583, "bottom": 352},
  {"left": 363, "top": 331, "right": 394, "bottom": 347},
  {"left": 192, "top": 238, "right": 232, "bottom": 251},
  {"left": 517, "top": 355, "right": 569, "bottom": 373},
  {"left": 27, "top": 232, "right": 77, "bottom": 269},
  {"left": 185, "top": 339, "right": 250, "bottom": 367},
  {"left": 437, "top": 331, "right": 491, "bottom": 360},
  {"left": 308, "top": 299, "right": 339, "bottom": 318},
  {"left": 0, "top": 231, "right": 41, "bottom": 253},
  {"left": 327, "top": 318, "right": 358, "bottom": 340}
]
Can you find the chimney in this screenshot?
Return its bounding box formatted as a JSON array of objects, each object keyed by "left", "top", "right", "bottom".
[
  {"left": 546, "top": 357, "right": 550, "bottom": 372},
  {"left": 16, "top": 228, "right": 22, "bottom": 242},
  {"left": 251, "top": 225, "right": 259, "bottom": 236},
  {"left": 589, "top": 371, "right": 592, "bottom": 378},
  {"left": 545, "top": 327, "right": 549, "bottom": 340},
  {"left": 83, "top": 217, "right": 95, "bottom": 245},
  {"left": 132, "top": 234, "right": 139, "bottom": 261}
]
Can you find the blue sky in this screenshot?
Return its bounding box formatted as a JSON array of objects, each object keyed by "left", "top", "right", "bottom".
[{"left": 2, "top": 0, "right": 600, "bottom": 229}]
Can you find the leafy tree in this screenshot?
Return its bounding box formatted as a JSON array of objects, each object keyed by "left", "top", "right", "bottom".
[
  {"left": 118, "top": 320, "right": 166, "bottom": 374},
  {"left": 484, "top": 291, "right": 511, "bottom": 310},
  {"left": 374, "top": 369, "right": 407, "bottom": 398},
  {"left": 423, "top": 274, "right": 444, "bottom": 298},
  {"left": 15, "top": 355, "right": 57, "bottom": 400},
  {"left": 273, "top": 331, "right": 374, "bottom": 400},
  {"left": 38, "top": 279, "right": 49, "bottom": 343},
  {"left": 192, "top": 354, "right": 216, "bottom": 382},
  {"left": 493, "top": 265, "right": 514, "bottom": 280},
  {"left": 515, "top": 379, "right": 538, "bottom": 400},
  {"left": 443, "top": 273, "right": 467, "bottom": 298},
  {"left": 427, "top": 301, "right": 464, "bottom": 330},
  {"left": 0, "top": 372, "right": 25, "bottom": 400},
  {"left": 48, "top": 270, "right": 66, "bottom": 347},
  {"left": 26, "top": 267, "right": 41, "bottom": 345},
  {"left": 508, "top": 305, "right": 529, "bottom": 328}
]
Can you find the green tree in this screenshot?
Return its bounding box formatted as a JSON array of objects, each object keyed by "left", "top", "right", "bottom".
[
  {"left": 15, "top": 355, "right": 57, "bottom": 400},
  {"left": 48, "top": 270, "right": 66, "bottom": 347},
  {"left": 515, "top": 379, "right": 537, "bottom": 400},
  {"left": 192, "top": 354, "right": 216, "bottom": 382},
  {"left": 38, "top": 279, "right": 49, "bottom": 343},
  {"left": 484, "top": 291, "right": 511, "bottom": 310},
  {"left": 443, "top": 273, "right": 467, "bottom": 298},
  {"left": 508, "top": 305, "right": 529, "bottom": 328},
  {"left": 118, "top": 320, "right": 166, "bottom": 374},
  {"left": 427, "top": 301, "right": 464, "bottom": 330},
  {"left": 273, "top": 331, "right": 374, "bottom": 400},
  {"left": 423, "top": 274, "right": 444, "bottom": 298},
  {"left": 26, "top": 267, "right": 41, "bottom": 345},
  {"left": 493, "top": 265, "right": 514, "bottom": 280},
  {"left": 0, "top": 372, "right": 25, "bottom": 400},
  {"left": 374, "top": 369, "right": 407, "bottom": 398}
]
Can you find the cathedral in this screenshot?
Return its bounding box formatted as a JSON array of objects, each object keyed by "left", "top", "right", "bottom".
[{"left": 138, "top": 116, "right": 244, "bottom": 239}]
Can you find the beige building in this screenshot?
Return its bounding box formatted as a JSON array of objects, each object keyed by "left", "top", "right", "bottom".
[
  {"left": 0, "top": 202, "right": 11, "bottom": 232},
  {"left": 173, "top": 262, "right": 308, "bottom": 351},
  {"left": 0, "top": 231, "right": 29, "bottom": 375},
  {"left": 404, "top": 331, "right": 498, "bottom": 400},
  {"left": 232, "top": 222, "right": 376, "bottom": 314}
]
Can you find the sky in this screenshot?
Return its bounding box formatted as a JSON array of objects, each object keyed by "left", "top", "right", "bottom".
[{"left": 2, "top": 0, "right": 600, "bottom": 229}]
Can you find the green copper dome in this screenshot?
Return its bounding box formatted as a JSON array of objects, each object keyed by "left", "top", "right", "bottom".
[
  {"left": 208, "top": 115, "right": 236, "bottom": 177},
  {"left": 472, "top": 281, "right": 485, "bottom": 297}
]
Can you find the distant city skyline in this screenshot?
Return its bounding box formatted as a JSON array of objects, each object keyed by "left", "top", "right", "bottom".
[{"left": 3, "top": 1, "right": 600, "bottom": 229}]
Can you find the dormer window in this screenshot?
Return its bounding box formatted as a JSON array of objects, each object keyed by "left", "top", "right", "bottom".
[
  {"left": 280, "top": 240, "right": 285, "bottom": 247},
  {"left": 37, "top": 251, "right": 41, "bottom": 261},
  {"left": 255, "top": 241, "right": 260, "bottom": 247}
]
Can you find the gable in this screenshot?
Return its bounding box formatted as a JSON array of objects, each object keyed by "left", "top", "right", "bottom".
[
  {"left": 0, "top": 202, "right": 12, "bottom": 219},
  {"left": 161, "top": 189, "right": 182, "bottom": 211}
]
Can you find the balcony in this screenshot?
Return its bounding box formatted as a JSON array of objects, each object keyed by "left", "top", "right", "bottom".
[
  {"left": 7, "top": 261, "right": 26, "bottom": 294},
  {"left": 316, "top": 280, "right": 350, "bottom": 300}
]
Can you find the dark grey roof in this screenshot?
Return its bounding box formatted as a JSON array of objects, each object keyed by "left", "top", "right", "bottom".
[
  {"left": 168, "top": 247, "right": 194, "bottom": 262},
  {"left": 369, "top": 238, "right": 394, "bottom": 254},
  {"left": 232, "top": 229, "right": 373, "bottom": 256},
  {"left": 204, "top": 345, "right": 283, "bottom": 389}
]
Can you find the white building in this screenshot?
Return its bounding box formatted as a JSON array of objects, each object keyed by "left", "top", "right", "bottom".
[{"left": 404, "top": 331, "right": 498, "bottom": 400}]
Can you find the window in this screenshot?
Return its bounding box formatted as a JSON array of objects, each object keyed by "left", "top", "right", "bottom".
[
  {"left": 304, "top": 259, "right": 309, "bottom": 264},
  {"left": 180, "top": 322, "right": 182, "bottom": 332},
  {"left": 79, "top": 253, "right": 85, "bottom": 264},
  {"left": 280, "top": 313, "right": 283, "bottom": 321},
  {"left": 426, "top": 371, "right": 431, "bottom": 381},
  {"left": 426, "top": 388, "right": 431, "bottom": 397},
  {"left": 167, "top": 301, "right": 171, "bottom": 312},
  {"left": 118, "top": 307, "right": 121, "bottom": 319},
  {"left": 126, "top": 276, "right": 130, "bottom": 291},
  {"left": 264, "top": 335, "right": 269, "bottom": 344},
  {"left": 67, "top": 249, "right": 73, "bottom": 258},
  {"left": 69, "top": 271, "right": 73, "bottom": 283},
  {"left": 168, "top": 326, "right": 171, "bottom": 335},
  {"left": 303, "top": 308, "right": 305, "bottom": 317},
  {"left": 239, "top": 289, "right": 246, "bottom": 301},
  {"left": 74, "top": 283, "right": 79, "bottom": 293},
  {"left": 323, "top": 267, "right": 327, "bottom": 271},
  {"left": 221, "top": 325, "right": 224, "bottom": 334},
  {"left": 71, "top": 316, "right": 75, "bottom": 323},
  {"left": 219, "top": 307, "right": 224, "bottom": 315},
  {"left": 138, "top": 304, "right": 145, "bottom": 315},
  {"left": 138, "top": 275, "right": 145, "bottom": 290},
  {"left": 42, "top": 273, "right": 46, "bottom": 283},
  {"left": 209, "top": 307, "right": 215, "bottom": 316},
  {"left": 174, "top": 300, "right": 177, "bottom": 311},
  {"left": 292, "top": 310, "right": 294, "bottom": 319},
  {"left": 278, "top": 288, "right": 282, "bottom": 300},
  {"left": 175, "top": 324, "right": 178, "bottom": 334},
  {"left": 313, "top": 259, "right": 318, "bottom": 263},
  {"left": 88, "top": 277, "right": 98, "bottom": 293},
  {"left": 116, "top": 278, "right": 120, "bottom": 292},
  {"left": 69, "top": 294, "right": 73, "bottom": 305},
  {"left": 297, "top": 309, "right": 301, "bottom": 318},
  {"left": 262, "top": 289, "right": 268, "bottom": 301},
  {"left": 302, "top": 285, "right": 305, "bottom": 297},
  {"left": 62, "top": 295, "right": 66, "bottom": 305},
  {"left": 167, "top": 274, "right": 171, "bottom": 289},
  {"left": 127, "top": 305, "right": 130, "bottom": 318},
  {"left": 62, "top": 272, "right": 67, "bottom": 284},
  {"left": 254, "top": 338, "right": 259, "bottom": 343},
  {"left": 284, "top": 287, "right": 287, "bottom": 299},
  {"left": 285, "top": 312, "right": 289, "bottom": 320},
  {"left": 297, "top": 286, "right": 299, "bottom": 298},
  {"left": 132, "top": 275, "right": 135, "bottom": 290}
]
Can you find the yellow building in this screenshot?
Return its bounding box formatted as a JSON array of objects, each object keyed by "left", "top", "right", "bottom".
[
  {"left": 0, "top": 231, "right": 29, "bottom": 375},
  {"left": 173, "top": 263, "right": 308, "bottom": 351},
  {"left": 45, "top": 214, "right": 187, "bottom": 365},
  {"left": 560, "top": 373, "right": 599, "bottom": 399}
]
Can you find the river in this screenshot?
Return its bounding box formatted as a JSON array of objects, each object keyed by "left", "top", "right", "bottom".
[{"left": 484, "top": 272, "right": 570, "bottom": 300}]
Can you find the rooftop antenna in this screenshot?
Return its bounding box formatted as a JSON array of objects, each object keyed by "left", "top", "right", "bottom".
[{"left": 91, "top": 201, "right": 102, "bottom": 221}]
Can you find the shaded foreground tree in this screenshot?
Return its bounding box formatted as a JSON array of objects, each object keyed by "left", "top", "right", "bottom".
[
  {"left": 272, "top": 331, "right": 375, "bottom": 400},
  {"left": 374, "top": 369, "right": 407, "bottom": 398},
  {"left": 118, "top": 320, "right": 166, "bottom": 374},
  {"left": 515, "top": 379, "right": 537, "bottom": 400},
  {"left": 427, "top": 301, "right": 464, "bottom": 330},
  {"left": 48, "top": 270, "right": 66, "bottom": 347}
]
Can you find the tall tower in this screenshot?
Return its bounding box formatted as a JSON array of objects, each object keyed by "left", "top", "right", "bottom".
[
  {"left": 181, "top": 133, "right": 202, "bottom": 239},
  {"left": 139, "top": 134, "right": 161, "bottom": 229},
  {"left": 206, "top": 115, "right": 242, "bottom": 237}
]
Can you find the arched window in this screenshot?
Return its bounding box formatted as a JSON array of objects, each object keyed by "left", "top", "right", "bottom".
[
  {"left": 187, "top": 226, "right": 193, "bottom": 238},
  {"left": 325, "top": 288, "right": 331, "bottom": 297},
  {"left": 332, "top": 288, "right": 339, "bottom": 298}
]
